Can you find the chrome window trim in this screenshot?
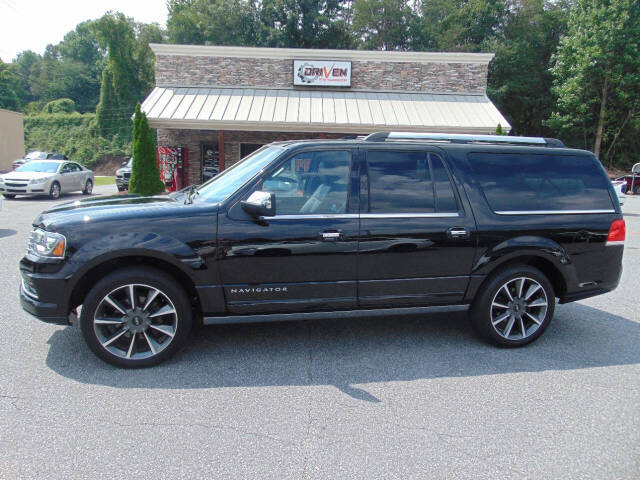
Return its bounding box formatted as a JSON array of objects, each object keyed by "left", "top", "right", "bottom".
[
  {"left": 361, "top": 212, "right": 459, "bottom": 218},
  {"left": 264, "top": 214, "right": 358, "bottom": 220},
  {"left": 264, "top": 212, "right": 459, "bottom": 220},
  {"left": 495, "top": 209, "right": 615, "bottom": 215}
]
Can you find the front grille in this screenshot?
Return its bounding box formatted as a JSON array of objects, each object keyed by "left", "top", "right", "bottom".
[
  {"left": 123, "top": 172, "right": 131, "bottom": 179},
  {"left": 5, "top": 181, "right": 29, "bottom": 188}
]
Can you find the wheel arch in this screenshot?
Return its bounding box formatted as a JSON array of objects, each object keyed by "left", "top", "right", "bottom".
[
  {"left": 69, "top": 254, "right": 202, "bottom": 318},
  {"left": 469, "top": 254, "right": 568, "bottom": 302}
]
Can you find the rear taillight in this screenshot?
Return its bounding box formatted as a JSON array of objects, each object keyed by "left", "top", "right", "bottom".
[{"left": 606, "top": 219, "right": 625, "bottom": 246}]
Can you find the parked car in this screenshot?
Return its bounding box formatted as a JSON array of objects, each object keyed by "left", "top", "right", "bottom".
[
  {"left": 614, "top": 162, "right": 640, "bottom": 195},
  {"left": 116, "top": 158, "right": 132, "bottom": 191},
  {"left": 19, "top": 132, "right": 624, "bottom": 368},
  {"left": 612, "top": 180, "right": 626, "bottom": 205},
  {"left": 1, "top": 160, "right": 94, "bottom": 199},
  {"left": 13, "top": 151, "right": 68, "bottom": 170}
]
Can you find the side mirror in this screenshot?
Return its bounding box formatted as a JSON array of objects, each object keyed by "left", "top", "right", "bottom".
[{"left": 241, "top": 191, "right": 276, "bottom": 217}]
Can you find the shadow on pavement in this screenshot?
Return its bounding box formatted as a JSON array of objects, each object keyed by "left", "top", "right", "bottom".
[
  {"left": 0, "top": 229, "right": 17, "bottom": 238},
  {"left": 45, "top": 302, "right": 640, "bottom": 401}
]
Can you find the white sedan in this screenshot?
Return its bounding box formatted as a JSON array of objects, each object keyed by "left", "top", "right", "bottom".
[{"left": 0, "top": 160, "right": 94, "bottom": 200}]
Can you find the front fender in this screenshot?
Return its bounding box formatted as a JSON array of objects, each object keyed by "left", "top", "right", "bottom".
[{"left": 63, "top": 231, "right": 206, "bottom": 291}]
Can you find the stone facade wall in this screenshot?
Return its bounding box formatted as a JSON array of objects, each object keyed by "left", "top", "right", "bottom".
[
  {"left": 155, "top": 55, "right": 488, "bottom": 94},
  {"left": 157, "top": 128, "right": 346, "bottom": 186}
]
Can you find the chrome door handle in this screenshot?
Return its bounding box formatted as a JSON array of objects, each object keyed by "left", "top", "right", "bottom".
[
  {"left": 321, "top": 231, "right": 342, "bottom": 241},
  {"left": 447, "top": 227, "right": 470, "bottom": 239}
]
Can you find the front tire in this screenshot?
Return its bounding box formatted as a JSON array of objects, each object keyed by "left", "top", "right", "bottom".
[
  {"left": 79, "top": 267, "right": 193, "bottom": 368},
  {"left": 49, "top": 181, "right": 61, "bottom": 199},
  {"left": 83, "top": 179, "right": 93, "bottom": 195},
  {"left": 471, "top": 265, "right": 555, "bottom": 347}
]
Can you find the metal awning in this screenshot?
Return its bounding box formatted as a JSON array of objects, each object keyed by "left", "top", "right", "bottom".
[{"left": 142, "top": 87, "right": 510, "bottom": 134}]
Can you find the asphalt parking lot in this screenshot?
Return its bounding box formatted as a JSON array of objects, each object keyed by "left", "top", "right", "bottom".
[{"left": 0, "top": 185, "right": 638, "bottom": 479}]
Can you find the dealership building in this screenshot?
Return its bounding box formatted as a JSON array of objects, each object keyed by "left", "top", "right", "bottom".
[{"left": 141, "top": 44, "right": 510, "bottom": 187}]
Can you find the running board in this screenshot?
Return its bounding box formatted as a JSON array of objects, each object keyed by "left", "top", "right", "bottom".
[{"left": 203, "top": 304, "right": 469, "bottom": 325}]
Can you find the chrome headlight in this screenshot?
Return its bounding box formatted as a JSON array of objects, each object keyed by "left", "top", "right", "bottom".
[
  {"left": 30, "top": 177, "right": 48, "bottom": 185},
  {"left": 27, "top": 228, "right": 66, "bottom": 257}
]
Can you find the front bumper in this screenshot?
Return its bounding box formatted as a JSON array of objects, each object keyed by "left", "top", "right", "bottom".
[
  {"left": 20, "top": 281, "right": 70, "bottom": 325},
  {"left": 116, "top": 177, "right": 129, "bottom": 189},
  {"left": 19, "top": 258, "right": 71, "bottom": 325},
  {"left": 0, "top": 184, "right": 48, "bottom": 195}
]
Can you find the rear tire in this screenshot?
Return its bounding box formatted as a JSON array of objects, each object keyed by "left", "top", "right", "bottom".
[
  {"left": 82, "top": 179, "right": 93, "bottom": 195},
  {"left": 79, "top": 267, "right": 193, "bottom": 368},
  {"left": 470, "top": 265, "right": 555, "bottom": 347}
]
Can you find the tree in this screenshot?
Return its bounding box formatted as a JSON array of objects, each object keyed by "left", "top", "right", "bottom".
[
  {"left": 352, "top": 0, "right": 412, "bottom": 50},
  {"left": 488, "top": 0, "right": 569, "bottom": 135},
  {"left": 134, "top": 22, "right": 166, "bottom": 98},
  {"left": 0, "top": 60, "right": 22, "bottom": 110},
  {"left": 129, "top": 103, "right": 165, "bottom": 196},
  {"left": 547, "top": 0, "right": 640, "bottom": 165},
  {"left": 44, "top": 98, "right": 76, "bottom": 114},
  {"left": 259, "top": 0, "right": 352, "bottom": 48},
  {"left": 412, "top": 0, "right": 507, "bottom": 52},
  {"left": 94, "top": 65, "right": 119, "bottom": 137},
  {"left": 92, "top": 12, "right": 140, "bottom": 139}
]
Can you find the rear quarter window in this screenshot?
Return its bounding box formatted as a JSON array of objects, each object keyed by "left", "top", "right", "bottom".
[{"left": 467, "top": 152, "right": 613, "bottom": 212}]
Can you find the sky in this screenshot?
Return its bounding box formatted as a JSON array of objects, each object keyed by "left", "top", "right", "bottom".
[{"left": 0, "top": 0, "right": 168, "bottom": 62}]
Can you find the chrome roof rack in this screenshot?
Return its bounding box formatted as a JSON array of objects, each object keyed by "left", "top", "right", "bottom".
[{"left": 364, "top": 131, "right": 565, "bottom": 147}]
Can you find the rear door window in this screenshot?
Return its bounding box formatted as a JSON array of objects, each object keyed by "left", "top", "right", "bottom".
[
  {"left": 468, "top": 153, "right": 613, "bottom": 212},
  {"left": 364, "top": 150, "right": 458, "bottom": 213}
]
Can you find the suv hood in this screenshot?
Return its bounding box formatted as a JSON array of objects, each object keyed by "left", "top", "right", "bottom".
[{"left": 34, "top": 194, "right": 214, "bottom": 230}]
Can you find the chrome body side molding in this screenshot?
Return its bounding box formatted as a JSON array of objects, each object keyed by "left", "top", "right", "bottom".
[{"left": 203, "top": 304, "right": 469, "bottom": 325}]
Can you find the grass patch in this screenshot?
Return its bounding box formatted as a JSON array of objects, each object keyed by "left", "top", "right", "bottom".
[{"left": 94, "top": 176, "right": 115, "bottom": 186}]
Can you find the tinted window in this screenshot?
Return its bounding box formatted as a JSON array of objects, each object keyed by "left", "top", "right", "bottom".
[
  {"left": 196, "top": 146, "right": 283, "bottom": 204},
  {"left": 366, "top": 151, "right": 434, "bottom": 213},
  {"left": 430, "top": 153, "right": 458, "bottom": 212},
  {"left": 261, "top": 150, "right": 351, "bottom": 215},
  {"left": 468, "top": 153, "right": 613, "bottom": 212}
]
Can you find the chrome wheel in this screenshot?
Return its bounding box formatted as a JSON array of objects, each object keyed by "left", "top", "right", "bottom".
[
  {"left": 490, "top": 276, "right": 548, "bottom": 340},
  {"left": 84, "top": 180, "right": 93, "bottom": 194},
  {"left": 93, "top": 283, "right": 178, "bottom": 360}
]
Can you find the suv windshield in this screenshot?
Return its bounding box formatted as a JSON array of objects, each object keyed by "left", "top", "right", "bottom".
[
  {"left": 16, "top": 161, "right": 61, "bottom": 173},
  {"left": 195, "top": 146, "right": 284, "bottom": 204},
  {"left": 25, "top": 151, "right": 48, "bottom": 160}
]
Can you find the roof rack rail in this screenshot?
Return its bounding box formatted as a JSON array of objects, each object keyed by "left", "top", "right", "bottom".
[{"left": 364, "top": 131, "right": 565, "bottom": 147}]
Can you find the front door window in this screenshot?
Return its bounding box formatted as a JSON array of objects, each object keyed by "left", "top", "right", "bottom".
[{"left": 261, "top": 150, "right": 351, "bottom": 215}]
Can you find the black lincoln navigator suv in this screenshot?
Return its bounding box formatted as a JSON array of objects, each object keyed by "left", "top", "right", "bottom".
[{"left": 19, "top": 132, "right": 625, "bottom": 367}]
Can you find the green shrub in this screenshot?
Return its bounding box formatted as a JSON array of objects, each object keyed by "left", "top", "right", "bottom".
[
  {"left": 128, "top": 103, "right": 164, "bottom": 196},
  {"left": 44, "top": 98, "right": 76, "bottom": 114},
  {"left": 24, "top": 111, "right": 131, "bottom": 167}
]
